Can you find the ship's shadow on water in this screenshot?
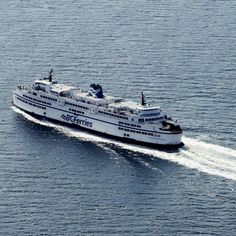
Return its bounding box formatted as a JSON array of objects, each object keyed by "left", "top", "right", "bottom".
[{"left": 103, "top": 142, "right": 171, "bottom": 175}]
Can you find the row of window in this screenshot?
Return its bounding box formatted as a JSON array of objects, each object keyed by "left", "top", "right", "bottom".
[
  {"left": 145, "top": 117, "right": 163, "bottom": 122},
  {"left": 17, "top": 97, "right": 46, "bottom": 110},
  {"left": 118, "top": 127, "right": 154, "bottom": 136},
  {"left": 65, "top": 102, "right": 88, "bottom": 110},
  {"left": 141, "top": 112, "right": 160, "bottom": 117},
  {"left": 69, "top": 108, "right": 84, "bottom": 114},
  {"left": 40, "top": 95, "right": 57, "bottom": 102},
  {"left": 119, "top": 121, "right": 141, "bottom": 128},
  {"left": 98, "top": 110, "right": 128, "bottom": 120},
  {"left": 23, "top": 94, "right": 51, "bottom": 106}
]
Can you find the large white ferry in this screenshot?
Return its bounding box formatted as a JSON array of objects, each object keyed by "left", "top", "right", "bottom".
[{"left": 13, "top": 70, "right": 183, "bottom": 148}]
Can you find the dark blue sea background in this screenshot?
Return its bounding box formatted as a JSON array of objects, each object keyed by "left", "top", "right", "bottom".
[{"left": 0, "top": 0, "right": 236, "bottom": 235}]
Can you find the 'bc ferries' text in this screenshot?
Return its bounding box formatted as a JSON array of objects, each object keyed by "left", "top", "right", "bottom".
[{"left": 60, "top": 114, "right": 92, "bottom": 127}]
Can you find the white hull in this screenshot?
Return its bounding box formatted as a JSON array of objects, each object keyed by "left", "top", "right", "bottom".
[{"left": 13, "top": 87, "right": 183, "bottom": 147}]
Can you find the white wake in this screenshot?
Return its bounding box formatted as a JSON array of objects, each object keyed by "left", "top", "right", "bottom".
[{"left": 12, "top": 106, "right": 236, "bottom": 181}]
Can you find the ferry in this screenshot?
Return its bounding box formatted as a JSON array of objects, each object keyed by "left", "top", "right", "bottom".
[{"left": 13, "top": 70, "right": 183, "bottom": 148}]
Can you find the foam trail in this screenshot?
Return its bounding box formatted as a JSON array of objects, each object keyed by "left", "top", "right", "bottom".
[{"left": 12, "top": 106, "right": 236, "bottom": 181}]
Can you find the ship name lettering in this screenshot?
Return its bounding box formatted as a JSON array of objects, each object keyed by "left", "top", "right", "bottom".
[{"left": 60, "top": 114, "right": 92, "bottom": 127}]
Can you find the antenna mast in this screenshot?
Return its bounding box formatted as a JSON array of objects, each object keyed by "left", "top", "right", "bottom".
[
  {"left": 141, "top": 92, "right": 146, "bottom": 106},
  {"left": 48, "top": 69, "right": 53, "bottom": 82}
]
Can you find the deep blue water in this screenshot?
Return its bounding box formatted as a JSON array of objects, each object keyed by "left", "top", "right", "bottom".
[{"left": 0, "top": 0, "right": 236, "bottom": 235}]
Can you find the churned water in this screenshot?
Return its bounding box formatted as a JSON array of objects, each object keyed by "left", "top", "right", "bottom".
[{"left": 0, "top": 0, "right": 236, "bottom": 235}]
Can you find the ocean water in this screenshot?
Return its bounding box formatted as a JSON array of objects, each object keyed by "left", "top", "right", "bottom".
[{"left": 0, "top": 0, "right": 236, "bottom": 235}]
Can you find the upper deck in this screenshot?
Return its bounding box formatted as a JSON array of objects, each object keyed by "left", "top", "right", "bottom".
[{"left": 33, "top": 79, "right": 162, "bottom": 117}]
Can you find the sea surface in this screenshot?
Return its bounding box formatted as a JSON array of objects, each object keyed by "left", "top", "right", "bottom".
[{"left": 0, "top": 0, "right": 236, "bottom": 235}]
